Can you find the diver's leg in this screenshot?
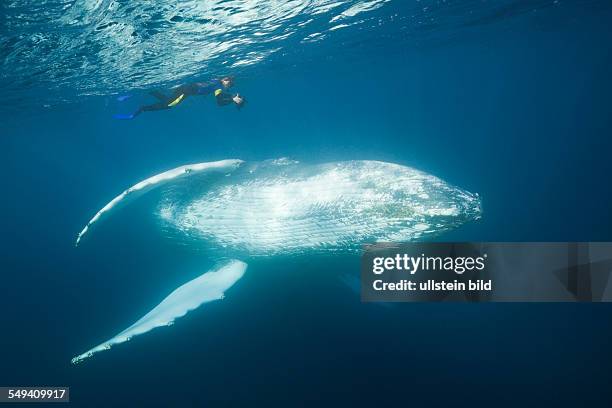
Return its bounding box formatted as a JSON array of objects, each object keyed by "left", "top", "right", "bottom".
[
  {"left": 113, "top": 102, "right": 168, "bottom": 120},
  {"left": 134, "top": 102, "right": 171, "bottom": 117},
  {"left": 139, "top": 102, "right": 169, "bottom": 112}
]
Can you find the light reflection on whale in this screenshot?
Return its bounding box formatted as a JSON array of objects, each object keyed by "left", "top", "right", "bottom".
[{"left": 72, "top": 158, "right": 481, "bottom": 363}]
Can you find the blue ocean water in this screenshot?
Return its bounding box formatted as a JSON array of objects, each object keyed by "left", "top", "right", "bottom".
[{"left": 2, "top": 0, "right": 612, "bottom": 406}]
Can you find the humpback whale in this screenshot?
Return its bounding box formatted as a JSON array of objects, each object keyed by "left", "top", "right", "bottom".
[{"left": 71, "top": 159, "right": 481, "bottom": 363}]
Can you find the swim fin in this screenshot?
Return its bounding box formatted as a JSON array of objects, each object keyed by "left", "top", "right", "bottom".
[{"left": 113, "top": 113, "right": 136, "bottom": 120}]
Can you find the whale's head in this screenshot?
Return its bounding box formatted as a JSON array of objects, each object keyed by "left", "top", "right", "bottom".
[{"left": 346, "top": 161, "right": 482, "bottom": 242}]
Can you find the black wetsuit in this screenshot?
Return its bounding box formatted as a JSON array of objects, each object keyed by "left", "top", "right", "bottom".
[{"left": 132, "top": 80, "right": 225, "bottom": 117}]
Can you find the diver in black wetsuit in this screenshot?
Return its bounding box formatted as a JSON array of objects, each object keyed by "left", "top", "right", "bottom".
[{"left": 114, "top": 76, "right": 246, "bottom": 119}]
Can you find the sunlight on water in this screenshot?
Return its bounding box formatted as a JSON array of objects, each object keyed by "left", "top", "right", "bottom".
[
  {"left": 0, "top": 0, "right": 576, "bottom": 107},
  {"left": 1, "top": 0, "right": 389, "bottom": 101}
]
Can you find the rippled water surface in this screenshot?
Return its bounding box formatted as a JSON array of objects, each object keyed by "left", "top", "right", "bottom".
[{"left": 3, "top": 0, "right": 606, "bottom": 107}]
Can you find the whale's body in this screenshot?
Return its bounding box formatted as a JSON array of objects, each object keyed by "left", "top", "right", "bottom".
[
  {"left": 72, "top": 159, "right": 481, "bottom": 363},
  {"left": 159, "top": 159, "right": 481, "bottom": 255}
]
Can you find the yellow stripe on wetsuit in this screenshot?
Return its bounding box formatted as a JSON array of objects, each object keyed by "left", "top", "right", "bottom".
[{"left": 167, "top": 94, "right": 185, "bottom": 107}]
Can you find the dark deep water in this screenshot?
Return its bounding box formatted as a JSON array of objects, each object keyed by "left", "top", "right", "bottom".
[{"left": 2, "top": 1, "right": 612, "bottom": 406}]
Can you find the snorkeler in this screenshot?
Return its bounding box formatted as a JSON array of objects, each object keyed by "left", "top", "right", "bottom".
[{"left": 114, "top": 76, "right": 245, "bottom": 119}]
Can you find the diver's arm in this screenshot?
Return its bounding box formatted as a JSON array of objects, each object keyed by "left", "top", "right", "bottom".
[
  {"left": 169, "top": 79, "right": 222, "bottom": 97},
  {"left": 215, "top": 90, "right": 245, "bottom": 108},
  {"left": 215, "top": 91, "right": 235, "bottom": 106},
  {"left": 194, "top": 80, "right": 221, "bottom": 95}
]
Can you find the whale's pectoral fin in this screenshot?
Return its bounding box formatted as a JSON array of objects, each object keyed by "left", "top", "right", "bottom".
[
  {"left": 75, "top": 159, "right": 243, "bottom": 246},
  {"left": 71, "top": 259, "right": 247, "bottom": 364}
]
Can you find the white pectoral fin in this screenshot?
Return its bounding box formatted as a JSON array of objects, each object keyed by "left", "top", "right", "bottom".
[
  {"left": 75, "top": 159, "right": 243, "bottom": 246},
  {"left": 71, "top": 259, "right": 247, "bottom": 364}
]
